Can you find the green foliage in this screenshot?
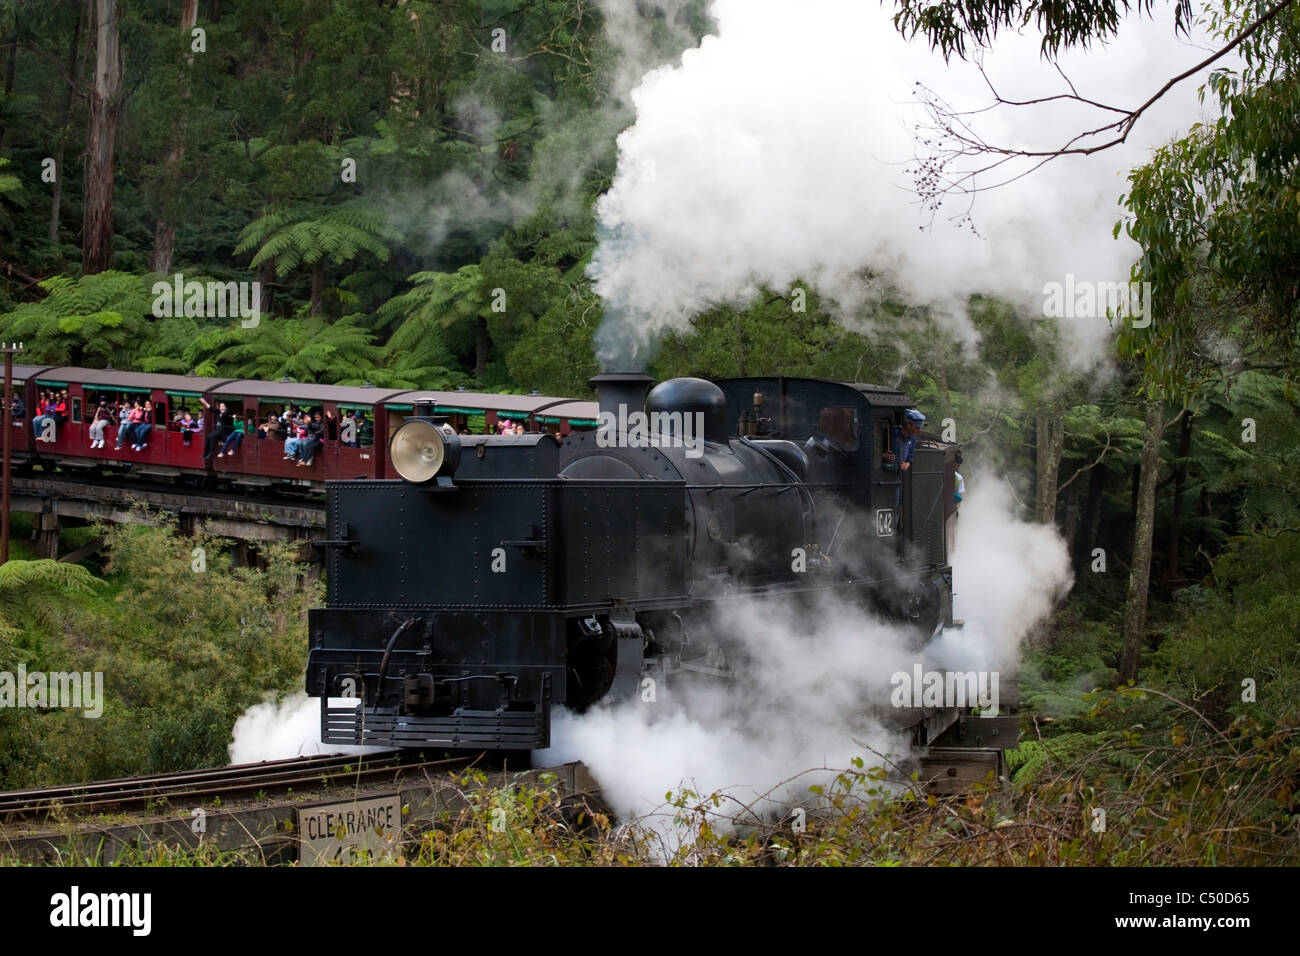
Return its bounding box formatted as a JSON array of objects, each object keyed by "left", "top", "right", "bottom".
[
  {"left": 654, "top": 290, "right": 894, "bottom": 383},
  {"left": 236, "top": 200, "right": 395, "bottom": 279},
  {"left": 1149, "top": 530, "right": 1300, "bottom": 722},
  {"left": 1005, "top": 731, "right": 1118, "bottom": 788},
  {"left": 891, "top": 0, "right": 1193, "bottom": 60},
  {"left": 207, "top": 313, "right": 383, "bottom": 382},
  {"left": 0, "top": 559, "right": 100, "bottom": 642},
  {"left": 0, "top": 515, "right": 319, "bottom": 789},
  {"left": 0, "top": 272, "right": 159, "bottom": 366},
  {"left": 0, "top": 157, "right": 20, "bottom": 198},
  {"left": 0, "top": 156, "right": 23, "bottom": 234},
  {"left": 1120, "top": 2, "right": 1300, "bottom": 399}
]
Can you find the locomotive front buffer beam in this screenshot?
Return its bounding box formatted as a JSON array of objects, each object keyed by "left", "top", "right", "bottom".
[{"left": 308, "top": 608, "right": 565, "bottom": 751}]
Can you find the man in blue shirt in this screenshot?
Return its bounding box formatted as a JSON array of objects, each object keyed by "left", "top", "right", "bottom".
[
  {"left": 883, "top": 408, "right": 926, "bottom": 471},
  {"left": 881, "top": 409, "right": 926, "bottom": 535}
]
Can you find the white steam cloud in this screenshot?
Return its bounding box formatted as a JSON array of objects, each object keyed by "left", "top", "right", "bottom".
[
  {"left": 228, "top": 693, "right": 386, "bottom": 764},
  {"left": 591, "top": 0, "right": 1219, "bottom": 368},
  {"left": 539, "top": 471, "right": 1072, "bottom": 826}
]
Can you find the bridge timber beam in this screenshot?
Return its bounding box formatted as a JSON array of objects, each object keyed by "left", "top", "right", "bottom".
[{"left": 9, "top": 476, "right": 326, "bottom": 559}]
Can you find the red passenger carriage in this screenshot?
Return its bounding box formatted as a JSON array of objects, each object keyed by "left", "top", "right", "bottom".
[{"left": 6, "top": 365, "right": 597, "bottom": 491}]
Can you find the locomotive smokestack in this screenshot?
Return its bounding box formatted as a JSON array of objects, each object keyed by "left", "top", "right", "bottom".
[{"left": 589, "top": 372, "right": 653, "bottom": 418}]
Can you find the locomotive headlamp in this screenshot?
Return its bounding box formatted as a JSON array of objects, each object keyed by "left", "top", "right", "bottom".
[{"left": 390, "top": 418, "right": 460, "bottom": 483}]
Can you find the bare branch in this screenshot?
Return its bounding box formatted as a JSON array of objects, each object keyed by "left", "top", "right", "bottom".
[
  {"left": 910, "top": 0, "right": 1298, "bottom": 208},
  {"left": 1055, "top": 425, "right": 1111, "bottom": 494}
]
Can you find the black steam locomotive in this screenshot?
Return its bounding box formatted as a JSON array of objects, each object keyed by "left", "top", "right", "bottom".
[{"left": 306, "top": 373, "right": 960, "bottom": 749}]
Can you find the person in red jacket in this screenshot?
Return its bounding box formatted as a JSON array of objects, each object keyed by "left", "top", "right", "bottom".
[
  {"left": 32, "top": 392, "right": 66, "bottom": 442},
  {"left": 116, "top": 401, "right": 144, "bottom": 451},
  {"left": 130, "top": 400, "right": 155, "bottom": 451}
]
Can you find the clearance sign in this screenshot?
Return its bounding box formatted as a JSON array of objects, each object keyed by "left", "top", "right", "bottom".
[{"left": 297, "top": 794, "right": 402, "bottom": 866}]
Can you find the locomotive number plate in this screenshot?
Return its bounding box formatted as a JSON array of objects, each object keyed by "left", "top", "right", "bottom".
[{"left": 875, "top": 508, "right": 894, "bottom": 537}]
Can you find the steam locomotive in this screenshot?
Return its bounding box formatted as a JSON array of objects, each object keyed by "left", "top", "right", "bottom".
[{"left": 306, "top": 373, "right": 961, "bottom": 750}]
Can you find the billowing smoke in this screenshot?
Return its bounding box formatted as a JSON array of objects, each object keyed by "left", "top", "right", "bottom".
[
  {"left": 376, "top": 4, "right": 708, "bottom": 260},
  {"left": 228, "top": 693, "right": 385, "bottom": 764},
  {"left": 935, "top": 470, "right": 1073, "bottom": 669},
  {"left": 590, "top": 0, "right": 1217, "bottom": 368},
  {"left": 538, "top": 469, "right": 1072, "bottom": 826}
]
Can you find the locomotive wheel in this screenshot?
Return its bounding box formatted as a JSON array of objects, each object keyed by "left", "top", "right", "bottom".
[
  {"left": 877, "top": 577, "right": 944, "bottom": 646},
  {"left": 902, "top": 578, "right": 945, "bottom": 646},
  {"left": 565, "top": 617, "right": 615, "bottom": 711}
]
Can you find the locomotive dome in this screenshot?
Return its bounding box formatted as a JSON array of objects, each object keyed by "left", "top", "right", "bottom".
[{"left": 646, "top": 377, "right": 729, "bottom": 445}]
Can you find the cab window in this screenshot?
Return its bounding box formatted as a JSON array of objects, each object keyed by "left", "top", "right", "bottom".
[{"left": 818, "top": 406, "right": 859, "bottom": 452}]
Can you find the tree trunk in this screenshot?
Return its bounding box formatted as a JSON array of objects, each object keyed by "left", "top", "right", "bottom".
[
  {"left": 1034, "top": 408, "right": 1047, "bottom": 516},
  {"left": 1165, "top": 410, "right": 1192, "bottom": 582},
  {"left": 49, "top": 144, "right": 66, "bottom": 244},
  {"left": 1035, "top": 403, "right": 1065, "bottom": 524},
  {"left": 1119, "top": 399, "right": 1164, "bottom": 683},
  {"left": 150, "top": 221, "right": 176, "bottom": 273},
  {"left": 257, "top": 258, "right": 274, "bottom": 316},
  {"left": 3, "top": 12, "right": 16, "bottom": 98},
  {"left": 3, "top": 13, "right": 19, "bottom": 148},
  {"left": 82, "top": 0, "right": 122, "bottom": 275},
  {"left": 149, "top": 0, "right": 198, "bottom": 274},
  {"left": 475, "top": 314, "right": 489, "bottom": 377},
  {"left": 1062, "top": 484, "right": 1081, "bottom": 555},
  {"left": 310, "top": 262, "right": 324, "bottom": 316},
  {"left": 1076, "top": 461, "right": 1106, "bottom": 572},
  {"left": 1130, "top": 463, "right": 1140, "bottom": 521},
  {"left": 49, "top": 10, "right": 83, "bottom": 244}
]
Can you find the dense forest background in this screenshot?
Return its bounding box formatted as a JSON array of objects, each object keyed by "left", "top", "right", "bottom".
[{"left": 0, "top": 0, "right": 1297, "bottom": 864}]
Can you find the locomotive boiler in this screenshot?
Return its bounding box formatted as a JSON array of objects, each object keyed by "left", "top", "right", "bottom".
[{"left": 306, "top": 373, "right": 959, "bottom": 750}]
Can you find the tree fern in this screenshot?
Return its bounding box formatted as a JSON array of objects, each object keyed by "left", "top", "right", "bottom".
[
  {"left": 214, "top": 314, "right": 382, "bottom": 382},
  {"left": 0, "top": 272, "right": 157, "bottom": 366},
  {"left": 0, "top": 560, "right": 101, "bottom": 640},
  {"left": 1005, "top": 731, "right": 1119, "bottom": 789},
  {"left": 0, "top": 157, "right": 20, "bottom": 198},
  {"left": 0, "top": 157, "right": 25, "bottom": 232},
  {"left": 236, "top": 200, "right": 396, "bottom": 278}
]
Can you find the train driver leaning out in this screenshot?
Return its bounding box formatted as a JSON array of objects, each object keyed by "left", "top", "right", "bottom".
[{"left": 882, "top": 408, "right": 926, "bottom": 471}]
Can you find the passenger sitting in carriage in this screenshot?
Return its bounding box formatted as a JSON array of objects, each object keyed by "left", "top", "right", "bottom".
[
  {"left": 178, "top": 410, "right": 201, "bottom": 446},
  {"left": 31, "top": 391, "right": 66, "bottom": 442}
]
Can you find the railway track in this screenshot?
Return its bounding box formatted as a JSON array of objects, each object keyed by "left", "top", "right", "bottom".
[{"left": 0, "top": 751, "right": 477, "bottom": 824}]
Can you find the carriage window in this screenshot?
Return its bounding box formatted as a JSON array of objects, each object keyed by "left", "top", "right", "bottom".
[
  {"left": 71, "top": 397, "right": 82, "bottom": 423},
  {"left": 167, "top": 395, "right": 201, "bottom": 427},
  {"left": 818, "top": 406, "right": 859, "bottom": 452},
  {"left": 340, "top": 406, "right": 373, "bottom": 447}
]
